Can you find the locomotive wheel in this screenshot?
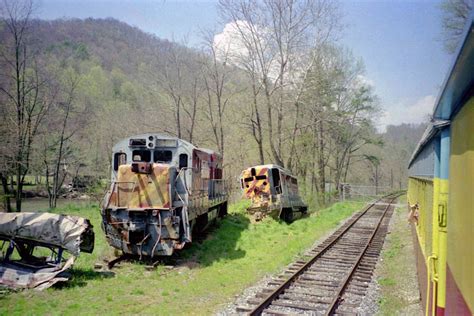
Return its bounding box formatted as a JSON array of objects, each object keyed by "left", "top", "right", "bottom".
[
  {"left": 218, "top": 202, "right": 228, "bottom": 218},
  {"left": 281, "top": 208, "right": 294, "bottom": 223},
  {"left": 193, "top": 214, "right": 208, "bottom": 234}
]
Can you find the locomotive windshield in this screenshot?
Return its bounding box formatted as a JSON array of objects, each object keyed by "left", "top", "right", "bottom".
[
  {"left": 132, "top": 150, "right": 151, "bottom": 162},
  {"left": 129, "top": 149, "right": 175, "bottom": 163},
  {"left": 154, "top": 150, "right": 172, "bottom": 162},
  {"left": 272, "top": 168, "right": 281, "bottom": 193}
]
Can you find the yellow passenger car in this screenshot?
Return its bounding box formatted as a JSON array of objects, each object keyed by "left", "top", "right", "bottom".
[{"left": 407, "top": 14, "right": 473, "bottom": 316}]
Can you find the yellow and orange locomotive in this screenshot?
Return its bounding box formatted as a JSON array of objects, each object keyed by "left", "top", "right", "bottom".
[{"left": 240, "top": 164, "right": 307, "bottom": 222}]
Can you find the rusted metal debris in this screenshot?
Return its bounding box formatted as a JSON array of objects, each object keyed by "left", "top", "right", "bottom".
[{"left": 0, "top": 212, "right": 94, "bottom": 290}]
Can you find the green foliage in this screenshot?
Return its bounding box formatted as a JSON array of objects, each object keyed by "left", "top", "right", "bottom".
[
  {"left": 1, "top": 17, "right": 425, "bottom": 210},
  {"left": 440, "top": 0, "right": 474, "bottom": 53},
  {"left": 378, "top": 277, "right": 396, "bottom": 286},
  {"left": 0, "top": 199, "right": 365, "bottom": 315}
]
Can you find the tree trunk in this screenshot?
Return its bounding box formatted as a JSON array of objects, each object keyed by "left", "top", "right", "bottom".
[
  {"left": 264, "top": 81, "right": 284, "bottom": 167},
  {"left": 318, "top": 119, "right": 326, "bottom": 205},
  {"left": 251, "top": 81, "right": 264, "bottom": 165},
  {"left": 15, "top": 165, "right": 22, "bottom": 212},
  {"left": 1, "top": 173, "right": 12, "bottom": 212}
]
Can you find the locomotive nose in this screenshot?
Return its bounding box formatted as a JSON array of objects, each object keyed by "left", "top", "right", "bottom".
[{"left": 131, "top": 162, "right": 153, "bottom": 174}]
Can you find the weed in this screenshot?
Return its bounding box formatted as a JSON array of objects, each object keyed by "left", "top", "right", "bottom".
[
  {"left": 377, "top": 194, "right": 421, "bottom": 315},
  {"left": 131, "top": 289, "right": 145, "bottom": 295},
  {"left": 378, "top": 277, "right": 396, "bottom": 286}
]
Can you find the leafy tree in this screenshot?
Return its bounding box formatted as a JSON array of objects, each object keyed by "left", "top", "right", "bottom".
[
  {"left": 0, "top": 0, "right": 51, "bottom": 211},
  {"left": 440, "top": 0, "right": 474, "bottom": 53}
]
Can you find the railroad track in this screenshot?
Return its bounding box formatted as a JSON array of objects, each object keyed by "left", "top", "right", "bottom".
[{"left": 236, "top": 194, "right": 400, "bottom": 315}]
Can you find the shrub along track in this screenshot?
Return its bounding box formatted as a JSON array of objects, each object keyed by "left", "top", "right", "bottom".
[{"left": 236, "top": 194, "right": 400, "bottom": 315}]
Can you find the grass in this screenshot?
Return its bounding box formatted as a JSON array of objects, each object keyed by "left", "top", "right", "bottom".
[
  {"left": 377, "top": 194, "right": 421, "bottom": 315},
  {"left": 0, "top": 198, "right": 367, "bottom": 315}
]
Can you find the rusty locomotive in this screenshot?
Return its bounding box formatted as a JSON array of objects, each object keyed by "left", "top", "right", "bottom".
[
  {"left": 240, "top": 164, "right": 307, "bottom": 222},
  {"left": 101, "top": 133, "right": 227, "bottom": 257}
]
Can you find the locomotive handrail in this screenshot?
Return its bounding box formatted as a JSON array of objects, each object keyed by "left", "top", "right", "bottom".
[
  {"left": 175, "top": 167, "right": 192, "bottom": 196},
  {"left": 103, "top": 181, "right": 116, "bottom": 210}
]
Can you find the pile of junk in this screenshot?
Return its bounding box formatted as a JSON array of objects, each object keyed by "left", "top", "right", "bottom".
[{"left": 0, "top": 212, "right": 94, "bottom": 290}]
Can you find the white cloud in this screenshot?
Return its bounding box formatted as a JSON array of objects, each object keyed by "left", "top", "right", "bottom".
[
  {"left": 213, "top": 21, "right": 255, "bottom": 65},
  {"left": 356, "top": 74, "right": 375, "bottom": 87},
  {"left": 377, "top": 95, "right": 435, "bottom": 132},
  {"left": 214, "top": 21, "right": 311, "bottom": 87}
]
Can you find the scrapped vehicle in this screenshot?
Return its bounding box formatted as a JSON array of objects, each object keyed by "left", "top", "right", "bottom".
[
  {"left": 240, "top": 164, "right": 307, "bottom": 222},
  {"left": 101, "top": 133, "right": 227, "bottom": 258},
  {"left": 0, "top": 212, "right": 94, "bottom": 290}
]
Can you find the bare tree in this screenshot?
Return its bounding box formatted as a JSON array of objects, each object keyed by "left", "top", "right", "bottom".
[
  {"left": 217, "top": 0, "right": 341, "bottom": 167},
  {"left": 0, "top": 0, "right": 50, "bottom": 211},
  {"left": 440, "top": 0, "right": 474, "bottom": 53},
  {"left": 201, "top": 31, "right": 234, "bottom": 156},
  {"left": 42, "top": 70, "right": 83, "bottom": 208},
  {"left": 158, "top": 44, "right": 202, "bottom": 142}
]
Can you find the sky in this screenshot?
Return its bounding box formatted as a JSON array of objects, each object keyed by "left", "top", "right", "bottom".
[{"left": 37, "top": 0, "right": 453, "bottom": 131}]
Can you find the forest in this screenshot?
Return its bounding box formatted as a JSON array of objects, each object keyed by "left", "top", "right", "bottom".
[{"left": 0, "top": 0, "right": 426, "bottom": 212}]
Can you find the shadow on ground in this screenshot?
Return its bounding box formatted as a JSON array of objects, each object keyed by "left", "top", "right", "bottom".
[
  {"left": 182, "top": 212, "right": 250, "bottom": 267},
  {"left": 54, "top": 268, "right": 115, "bottom": 289},
  {"left": 104, "top": 212, "right": 251, "bottom": 270}
]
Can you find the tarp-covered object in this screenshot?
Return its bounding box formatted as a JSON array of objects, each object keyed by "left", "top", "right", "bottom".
[
  {"left": 0, "top": 257, "right": 75, "bottom": 290},
  {"left": 0, "top": 212, "right": 94, "bottom": 290},
  {"left": 0, "top": 212, "right": 94, "bottom": 256}
]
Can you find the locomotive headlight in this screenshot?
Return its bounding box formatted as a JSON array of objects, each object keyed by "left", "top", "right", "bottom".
[
  {"left": 156, "top": 139, "right": 178, "bottom": 147},
  {"left": 147, "top": 136, "right": 155, "bottom": 149}
]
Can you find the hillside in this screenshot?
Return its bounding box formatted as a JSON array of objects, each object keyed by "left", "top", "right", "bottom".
[
  {"left": 0, "top": 17, "right": 424, "bottom": 210},
  {"left": 28, "top": 18, "right": 176, "bottom": 78}
]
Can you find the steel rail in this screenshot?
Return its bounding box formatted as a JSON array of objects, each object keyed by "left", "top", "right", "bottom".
[
  {"left": 248, "top": 193, "right": 399, "bottom": 316},
  {"left": 324, "top": 194, "right": 398, "bottom": 315}
]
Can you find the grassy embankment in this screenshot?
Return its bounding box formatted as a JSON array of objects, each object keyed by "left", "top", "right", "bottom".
[
  {"left": 1, "top": 199, "right": 367, "bottom": 315},
  {"left": 377, "top": 195, "right": 422, "bottom": 315}
]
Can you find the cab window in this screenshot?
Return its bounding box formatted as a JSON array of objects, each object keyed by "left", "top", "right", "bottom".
[
  {"left": 113, "top": 153, "right": 127, "bottom": 171},
  {"left": 272, "top": 168, "right": 282, "bottom": 194},
  {"left": 132, "top": 150, "right": 151, "bottom": 162},
  {"left": 179, "top": 153, "right": 188, "bottom": 168},
  {"left": 154, "top": 150, "right": 172, "bottom": 163}
]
